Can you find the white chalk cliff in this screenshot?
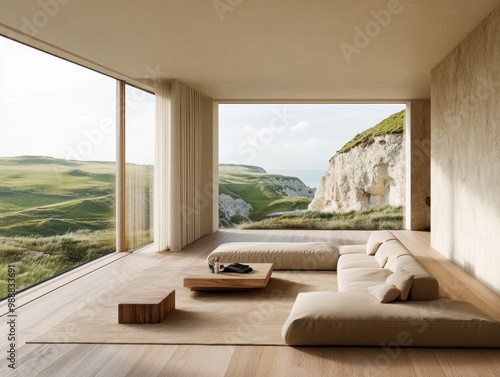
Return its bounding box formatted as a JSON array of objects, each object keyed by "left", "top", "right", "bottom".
[
  {"left": 219, "top": 193, "right": 253, "bottom": 226},
  {"left": 309, "top": 134, "right": 405, "bottom": 212},
  {"left": 269, "top": 176, "right": 314, "bottom": 198}
]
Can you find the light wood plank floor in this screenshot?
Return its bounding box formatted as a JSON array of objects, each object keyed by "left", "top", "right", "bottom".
[{"left": 1, "top": 230, "right": 499, "bottom": 377}]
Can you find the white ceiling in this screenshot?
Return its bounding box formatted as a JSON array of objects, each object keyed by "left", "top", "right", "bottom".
[{"left": 0, "top": 0, "right": 499, "bottom": 100}]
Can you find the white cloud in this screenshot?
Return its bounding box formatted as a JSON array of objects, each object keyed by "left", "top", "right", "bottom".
[
  {"left": 302, "top": 139, "right": 320, "bottom": 148},
  {"left": 291, "top": 121, "right": 309, "bottom": 131}
]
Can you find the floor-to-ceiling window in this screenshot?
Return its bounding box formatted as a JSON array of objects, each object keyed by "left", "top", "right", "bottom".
[
  {"left": 218, "top": 104, "right": 406, "bottom": 230},
  {"left": 0, "top": 37, "right": 154, "bottom": 298}
]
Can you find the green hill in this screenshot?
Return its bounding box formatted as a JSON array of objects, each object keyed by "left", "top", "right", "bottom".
[
  {"left": 338, "top": 110, "right": 405, "bottom": 153},
  {"left": 219, "top": 164, "right": 312, "bottom": 227},
  {"left": 0, "top": 156, "right": 151, "bottom": 298},
  {"left": 0, "top": 195, "right": 114, "bottom": 237},
  {"left": 0, "top": 156, "right": 117, "bottom": 236}
]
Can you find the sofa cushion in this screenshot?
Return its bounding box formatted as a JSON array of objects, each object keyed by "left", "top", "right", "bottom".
[
  {"left": 366, "top": 230, "right": 398, "bottom": 255},
  {"left": 389, "top": 255, "right": 439, "bottom": 300},
  {"left": 366, "top": 241, "right": 382, "bottom": 256},
  {"left": 282, "top": 292, "right": 500, "bottom": 347},
  {"left": 374, "top": 239, "right": 411, "bottom": 267},
  {"left": 386, "top": 270, "right": 414, "bottom": 300},
  {"left": 339, "top": 230, "right": 398, "bottom": 256},
  {"left": 337, "top": 245, "right": 365, "bottom": 255},
  {"left": 337, "top": 268, "right": 392, "bottom": 293},
  {"left": 207, "top": 242, "right": 339, "bottom": 270},
  {"left": 367, "top": 284, "right": 401, "bottom": 303},
  {"left": 376, "top": 256, "right": 388, "bottom": 268},
  {"left": 337, "top": 254, "right": 380, "bottom": 271}
]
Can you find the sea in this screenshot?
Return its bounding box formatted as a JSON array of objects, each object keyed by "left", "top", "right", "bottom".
[{"left": 267, "top": 169, "right": 326, "bottom": 189}]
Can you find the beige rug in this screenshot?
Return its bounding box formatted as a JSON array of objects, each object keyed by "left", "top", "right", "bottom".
[{"left": 29, "top": 266, "right": 337, "bottom": 345}]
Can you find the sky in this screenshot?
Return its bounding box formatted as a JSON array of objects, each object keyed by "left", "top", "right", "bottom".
[
  {"left": 1, "top": 35, "right": 405, "bottom": 181},
  {"left": 0, "top": 36, "right": 155, "bottom": 165},
  {"left": 219, "top": 103, "right": 406, "bottom": 176}
]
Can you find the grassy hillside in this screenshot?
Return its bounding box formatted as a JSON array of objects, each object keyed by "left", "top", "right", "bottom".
[
  {"left": 0, "top": 156, "right": 152, "bottom": 298},
  {"left": 0, "top": 230, "right": 115, "bottom": 297},
  {"left": 0, "top": 156, "right": 116, "bottom": 237},
  {"left": 338, "top": 110, "right": 405, "bottom": 153},
  {"left": 0, "top": 195, "right": 114, "bottom": 237},
  {"left": 219, "top": 164, "right": 312, "bottom": 225},
  {"left": 241, "top": 206, "right": 403, "bottom": 230},
  {"left": 0, "top": 157, "right": 114, "bottom": 211}
]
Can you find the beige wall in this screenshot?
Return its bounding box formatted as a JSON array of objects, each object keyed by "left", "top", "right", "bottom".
[
  {"left": 406, "top": 99, "right": 431, "bottom": 231},
  {"left": 431, "top": 6, "right": 500, "bottom": 294}
]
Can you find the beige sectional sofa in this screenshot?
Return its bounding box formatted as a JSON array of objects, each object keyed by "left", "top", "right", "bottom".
[
  {"left": 282, "top": 231, "right": 500, "bottom": 347},
  {"left": 337, "top": 231, "right": 439, "bottom": 301},
  {"left": 209, "top": 232, "right": 500, "bottom": 347}
]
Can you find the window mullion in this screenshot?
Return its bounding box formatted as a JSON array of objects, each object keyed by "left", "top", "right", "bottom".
[{"left": 116, "top": 80, "right": 126, "bottom": 252}]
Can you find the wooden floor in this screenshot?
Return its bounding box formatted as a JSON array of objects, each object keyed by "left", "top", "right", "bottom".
[{"left": 1, "top": 229, "right": 499, "bottom": 377}]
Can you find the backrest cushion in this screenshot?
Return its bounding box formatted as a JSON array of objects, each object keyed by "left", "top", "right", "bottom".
[
  {"left": 376, "top": 256, "right": 388, "bottom": 268},
  {"left": 389, "top": 255, "right": 440, "bottom": 301},
  {"left": 366, "top": 231, "right": 398, "bottom": 255},
  {"left": 374, "top": 239, "right": 410, "bottom": 267}
]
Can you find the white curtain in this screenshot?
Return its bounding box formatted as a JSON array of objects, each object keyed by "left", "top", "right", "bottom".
[{"left": 154, "top": 79, "right": 214, "bottom": 252}]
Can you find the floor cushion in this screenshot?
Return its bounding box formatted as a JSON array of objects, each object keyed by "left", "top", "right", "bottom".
[
  {"left": 208, "top": 242, "right": 339, "bottom": 270},
  {"left": 282, "top": 292, "right": 500, "bottom": 347}
]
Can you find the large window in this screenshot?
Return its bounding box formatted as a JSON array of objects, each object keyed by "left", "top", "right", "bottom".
[
  {"left": 218, "top": 104, "right": 406, "bottom": 230},
  {"left": 0, "top": 37, "right": 154, "bottom": 298}
]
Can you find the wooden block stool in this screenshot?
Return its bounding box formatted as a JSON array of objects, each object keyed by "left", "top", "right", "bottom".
[{"left": 118, "top": 289, "right": 175, "bottom": 324}]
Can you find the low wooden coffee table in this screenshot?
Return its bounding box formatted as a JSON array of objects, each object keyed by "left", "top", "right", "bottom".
[{"left": 183, "top": 263, "right": 273, "bottom": 291}]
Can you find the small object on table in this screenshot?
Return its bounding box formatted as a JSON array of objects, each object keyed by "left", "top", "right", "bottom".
[
  {"left": 208, "top": 257, "right": 221, "bottom": 274},
  {"left": 221, "top": 263, "right": 253, "bottom": 273}
]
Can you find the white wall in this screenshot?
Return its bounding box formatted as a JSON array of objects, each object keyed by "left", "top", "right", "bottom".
[{"left": 431, "top": 6, "right": 500, "bottom": 294}]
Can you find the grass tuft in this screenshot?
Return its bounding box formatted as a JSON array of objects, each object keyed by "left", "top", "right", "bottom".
[
  {"left": 240, "top": 206, "right": 404, "bottom": 230},
  {"left": 338, "top": 110, "right": 405, "bottom": 153},
  {"left": 0, "top": 229, "right": 116, "bottom": 298}
]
